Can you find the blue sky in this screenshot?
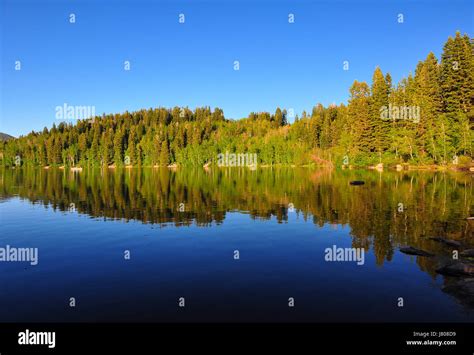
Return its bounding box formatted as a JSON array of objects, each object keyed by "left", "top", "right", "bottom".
[{"left": 1, "top": 0, "right": 473, "bottom": 137}]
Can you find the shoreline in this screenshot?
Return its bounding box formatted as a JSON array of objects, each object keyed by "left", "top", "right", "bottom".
[{"left": 3, "top": 163, "right": 473, "bottom": 172}]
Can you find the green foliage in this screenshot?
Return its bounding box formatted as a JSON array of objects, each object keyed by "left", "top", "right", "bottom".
[{"left": 1, "top": 33, "right": 472, "bottom": 168}]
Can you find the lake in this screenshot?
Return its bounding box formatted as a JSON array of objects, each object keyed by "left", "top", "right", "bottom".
[{"left": 0, "top": 167, "right": 472, "bottom": 322}]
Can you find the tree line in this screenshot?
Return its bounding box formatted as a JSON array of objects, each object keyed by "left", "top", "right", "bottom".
[{"left": 1, "top": 32, "right": 472, "bottom": 168}]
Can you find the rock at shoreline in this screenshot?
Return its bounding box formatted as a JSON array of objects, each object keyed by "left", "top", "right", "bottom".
[
  {"left": 436, "top": 262, "right": 474, "bottom": 277},
  {"left": 400, "top": 246, "right": 434, "bottom": 257},
  {"left": 429, "top": 237, "right": 462, "bottom": 248}
]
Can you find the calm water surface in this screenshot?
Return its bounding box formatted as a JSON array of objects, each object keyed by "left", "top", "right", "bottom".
[{"left": 0, "top": 167, "right": 472, "bottom": 322}]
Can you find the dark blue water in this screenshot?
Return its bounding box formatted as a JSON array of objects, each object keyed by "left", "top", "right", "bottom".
[{"left": 1, "top": 181, "right": 472, "bottom": 322}]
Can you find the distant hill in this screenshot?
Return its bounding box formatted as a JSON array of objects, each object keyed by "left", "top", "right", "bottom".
[{"left": 0, "top": 133, "right": 15, "bottom": 142}]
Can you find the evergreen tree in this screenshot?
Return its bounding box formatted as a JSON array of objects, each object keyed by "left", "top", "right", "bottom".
[
  {"left": 160, "top": 140, "right": 169, "bottom": 166},
  {"left": 114, "top": 128, "right": 124, "bottom": 165},
  {"left": 370, "top": 67, "right": 390, "bottom": 152},
  {"left": 274, "top": 108, "right": 283, "bottom": 127},
  {"left": 348, "top": 81, "right": 371, "bottom": 154}
]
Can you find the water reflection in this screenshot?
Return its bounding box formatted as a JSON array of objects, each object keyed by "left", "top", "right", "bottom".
[{"left": 1, "top": 167, "right": 473, "bottom": 310}]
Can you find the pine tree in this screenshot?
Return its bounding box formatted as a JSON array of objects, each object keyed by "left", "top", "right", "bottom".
[
  {"left": 113, "top": 128, "right": 124, "bottom": 165},
  {"left": 348, "top": 81, "right": 371, "bottom": 153},
  {"left": 53, "top": 136, "right": 62, "bottom": 165},
  {"left": 370, "top": 67, "right": 390, "bottom": 152},
  {"left": 274, "top": 108, "right": 283, "bottom": 127},
  {"left": 441, "top": 32, "right": 468, "bottom": 113},
  {"left": 101, "top": 130, "right": 113, "bottom": 166},
  {"left": 440, "top": 31, "right": 474, "bottom": 158},
  {"left": 413, "top": 52, "right": 442, "bottom": 160},
  {"left": 160, "top": 140, "right": 169, "bottom": 166},
  {"left": 128, "top": 126, "right": 137, "bottom": 165},
  {"left": 88, "top": 124, "right": 100, "bottom": 165},
  {"left": 78, "top": 133, "right": 87, "bottom": 163}
]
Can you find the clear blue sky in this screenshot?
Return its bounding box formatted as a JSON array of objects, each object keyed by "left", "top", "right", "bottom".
[{"left": 1, "top": 0, "right": 473, "bottom": 137}]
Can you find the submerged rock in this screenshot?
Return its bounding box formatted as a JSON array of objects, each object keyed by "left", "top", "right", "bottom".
[
  {"left": 460, "top": 249, "right": 474, "bottom": 258},
  {"left": 349, "top": 181, "right": 365, "bottom": 186},
  {"left": 436, "top": 262, "right": 474, "bottom": 277},
  {"left": 429, "top": 237, "right": 462, "bottom": 248},
  {"left": 399, "top": 246, "right": 434, "bottom": 257},
  {"left": 442, "top": 278, "right": 474, "bottom": 308}
]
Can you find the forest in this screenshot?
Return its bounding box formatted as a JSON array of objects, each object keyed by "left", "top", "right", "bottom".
[{"left": 1, "top": 32, "right": 472, "bottom": 169}]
